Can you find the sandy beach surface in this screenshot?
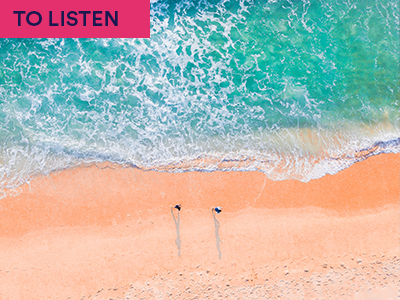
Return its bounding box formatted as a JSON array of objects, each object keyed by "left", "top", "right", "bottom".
[{"left": 0, "top": 153, "right": 399, "bottom": 299}]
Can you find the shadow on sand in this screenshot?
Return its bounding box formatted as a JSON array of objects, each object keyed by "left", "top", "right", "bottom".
[
  {"left": 171, "top": 207, "right": 181, "bottom": 257},
  {"left": 212, "top": 209, "right": 222, "bottom": 260}
]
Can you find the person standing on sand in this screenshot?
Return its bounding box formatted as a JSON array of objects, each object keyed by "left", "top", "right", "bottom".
[
  {"left": 213, "top": 206, "right": 222, "bottom": 214},
  {"left": 212, "top": 206, "right": 222, "bottom": 259},
  {"left": 171, "top": 204, "right": 182, "bottom": 256}
]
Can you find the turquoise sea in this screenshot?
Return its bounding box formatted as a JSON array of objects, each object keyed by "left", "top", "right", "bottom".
[{"left": 0, "top": 0, "right": 399, "bottom": 196}]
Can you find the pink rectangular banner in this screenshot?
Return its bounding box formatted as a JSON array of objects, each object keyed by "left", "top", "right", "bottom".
[{"left": 0, "top": 0, "right": 150, "bottom": 38}]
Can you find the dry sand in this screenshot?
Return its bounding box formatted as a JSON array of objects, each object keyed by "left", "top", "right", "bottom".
[{"left": 0, "top": 153, "right": 399, "bottom": 299}]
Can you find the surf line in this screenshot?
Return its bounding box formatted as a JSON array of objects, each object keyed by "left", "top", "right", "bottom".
[{"left": 13, "top": 11, "right": 118, "bottom": 27}]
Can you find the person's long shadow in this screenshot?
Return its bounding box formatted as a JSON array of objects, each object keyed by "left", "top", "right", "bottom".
[
  {"left": 171, "top": 207, "right": 181, "bottom": 257},
  {"left": 212, "top": 209, "right": 222, "bottom": 260}
]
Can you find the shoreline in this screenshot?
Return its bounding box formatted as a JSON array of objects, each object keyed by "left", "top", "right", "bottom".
[
  {"left": 1, "top": 135, "right": 399, "bottom": 194},
  {"left": 0, "top": 153, "right": 399, "bottom": 299}
]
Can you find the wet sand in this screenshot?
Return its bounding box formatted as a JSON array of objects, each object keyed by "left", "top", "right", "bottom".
[{"left": 0, "top": 153, "right": 399, "bottom": 299}]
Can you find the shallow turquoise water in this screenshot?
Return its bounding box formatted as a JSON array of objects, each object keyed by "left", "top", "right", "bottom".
[{"left": 0, "top": 0, "right": 399, "bottom": 194}]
